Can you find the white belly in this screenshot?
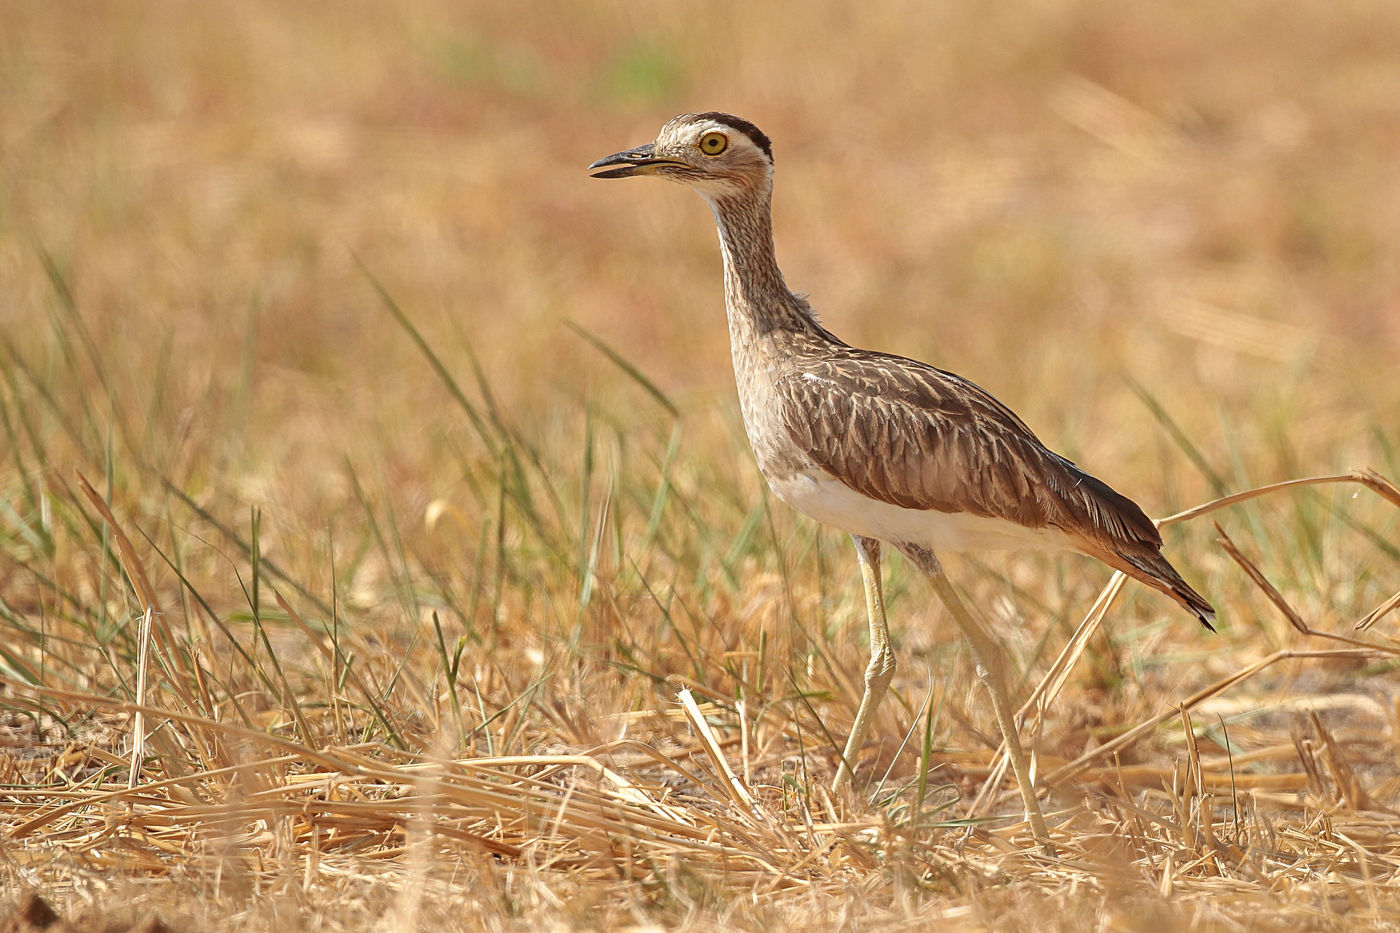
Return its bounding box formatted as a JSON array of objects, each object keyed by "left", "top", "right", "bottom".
[{"left": 767, "top": 469, "right": 1075, "bottom": 554}]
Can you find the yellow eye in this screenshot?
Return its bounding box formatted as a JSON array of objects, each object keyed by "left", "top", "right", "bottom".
[{"left": 698, "top": 132, "right": 729, "bottom": 156}]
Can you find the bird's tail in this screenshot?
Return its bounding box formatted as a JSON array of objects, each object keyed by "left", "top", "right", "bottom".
[
  {"left": 1078, "top": 539, "right": 1216, "bottom": 631},
  {"left": 1115, "top": 549, "right": 1216, "bottom": 632}
]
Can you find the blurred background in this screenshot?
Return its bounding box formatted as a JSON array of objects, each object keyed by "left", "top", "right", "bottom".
[
  {"left": 4, "top": 0, "right": 1397, "bottom": 486},
  {"left": 3, "top": 0, "right": 1399, "bottom": 720},
  {"left": 5, "top": 0, "right": 1400, "bottom": 724}
]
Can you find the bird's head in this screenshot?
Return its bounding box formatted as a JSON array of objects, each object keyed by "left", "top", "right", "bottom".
[{"left": 589, "top": 112, "right": 773, "bottom": 198}]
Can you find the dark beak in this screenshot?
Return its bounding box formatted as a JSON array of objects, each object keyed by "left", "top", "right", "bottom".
[{"left": 588, "top": 143, "right": 676, "bottom": 179}]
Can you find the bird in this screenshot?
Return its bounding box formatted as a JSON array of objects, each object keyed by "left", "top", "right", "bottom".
[{"left": 590, "top": 112, "right": 1213, "bottom": 847}]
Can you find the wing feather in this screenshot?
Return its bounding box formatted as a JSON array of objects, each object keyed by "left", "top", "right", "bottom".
[{"left": 775, "top": 348, "right": 1163, "bottom": 550}]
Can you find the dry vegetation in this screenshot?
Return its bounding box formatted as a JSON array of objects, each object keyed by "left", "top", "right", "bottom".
[{"left": 3, "top": 0, "right": 1400, "bottom": 929}]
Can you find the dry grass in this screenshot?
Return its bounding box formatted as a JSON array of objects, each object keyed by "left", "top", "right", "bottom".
[{"left": 3, "top": 1, "right": 1400, "bottom": 929}]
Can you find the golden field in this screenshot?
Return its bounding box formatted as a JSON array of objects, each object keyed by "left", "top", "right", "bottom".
[{"left": 1, "top": 1, "right": 1399, "bottom": 929}]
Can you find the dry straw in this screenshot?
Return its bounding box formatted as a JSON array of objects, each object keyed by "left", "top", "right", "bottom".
[{"left": 3, "top": 469, "right": 1399, "bottom": 928}]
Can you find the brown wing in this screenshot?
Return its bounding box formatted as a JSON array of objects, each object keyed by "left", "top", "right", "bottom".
[{"left": 774, "top": 347, "right": 1163, "bottom": 550}]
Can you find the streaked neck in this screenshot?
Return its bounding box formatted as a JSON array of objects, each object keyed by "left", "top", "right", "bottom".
[{"left": 708, "top": 188, "right": 818, "bottom": 339}]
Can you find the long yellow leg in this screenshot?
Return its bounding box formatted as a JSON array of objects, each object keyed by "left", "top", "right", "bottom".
[
  {"left": 832, "top": 534, "right": 895, "bottom": 796},
  {"left": 900, "top": 544, "right": 1054, "bottom": 853}
]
